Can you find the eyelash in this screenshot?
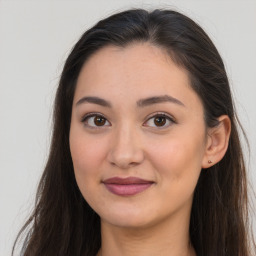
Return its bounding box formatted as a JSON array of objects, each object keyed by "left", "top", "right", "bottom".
[
  {"left": 144, "top": 112, "right": 176, "bottom": 129},
  {"left": 81, "top": 112, "right": 176, "bottom": 129},
  {"left": 81, "top": 112, "right": 110, "bottom": 129}
]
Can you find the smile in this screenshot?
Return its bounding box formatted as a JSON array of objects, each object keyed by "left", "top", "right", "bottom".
[{"left": 102, "top": 177, "right": 154, "bottom": 196}]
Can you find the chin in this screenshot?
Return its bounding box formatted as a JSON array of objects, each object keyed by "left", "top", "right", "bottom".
[
  {"left": 100, "top": 206, "right": 159, "bottom": 229},
  {"left": 107, "top": 217, "right": 152, "bottom": 229}
]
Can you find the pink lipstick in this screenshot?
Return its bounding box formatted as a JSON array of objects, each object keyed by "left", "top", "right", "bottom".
[{"left": 103, "top": 177, "right": 154, "bottom": 196}]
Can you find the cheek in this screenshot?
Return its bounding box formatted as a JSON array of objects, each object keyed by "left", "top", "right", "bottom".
[
  {"left": 70, "top": 127, "right": 107, "bottom": 170},
  {"left": 69, "top": 134, "right": 108, "bottom": 209},
  {"left": 148, "top": 134, "right": 205, "bottom": 183},
  {"left": 69, "top": 128, "right": 109, "bottom": 194}
]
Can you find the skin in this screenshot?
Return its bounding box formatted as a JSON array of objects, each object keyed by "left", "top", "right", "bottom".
[{"left": 69, "top": 43, "right": 231, "bottom": 256}]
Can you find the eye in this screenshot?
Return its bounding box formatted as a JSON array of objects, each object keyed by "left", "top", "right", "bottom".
[
  {"left": 82, "top": 113, "right": 111, "bottom": 128},
  {"left": 143, "top": 113, "right": 175, "bottom": 128}
]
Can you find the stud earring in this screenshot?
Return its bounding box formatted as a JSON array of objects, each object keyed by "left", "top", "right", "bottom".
[{"left": 208, "top": 160, "right": 212, "bottom": 164}]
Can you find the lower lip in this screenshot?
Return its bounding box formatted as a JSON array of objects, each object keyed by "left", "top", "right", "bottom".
[{"left": 104, "top": 183, "right": 153, "bottom": 196}]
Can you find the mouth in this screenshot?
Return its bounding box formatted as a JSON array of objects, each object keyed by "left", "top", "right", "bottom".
[{"left": 102, "top": 177, "right": 154, "bottom": 196}]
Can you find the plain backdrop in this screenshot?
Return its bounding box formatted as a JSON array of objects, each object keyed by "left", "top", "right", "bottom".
[{"left": 0, "top": 1, "right": 255, "bottom": 255}]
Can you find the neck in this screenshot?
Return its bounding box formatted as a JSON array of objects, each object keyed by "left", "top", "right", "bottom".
[{"left": 98, "top": 212, "right": 196, "bottom": 256}]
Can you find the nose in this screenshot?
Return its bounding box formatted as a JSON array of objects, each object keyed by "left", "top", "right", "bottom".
[{"left": 107, "top": 125, "right": 144, "bottom": 169}]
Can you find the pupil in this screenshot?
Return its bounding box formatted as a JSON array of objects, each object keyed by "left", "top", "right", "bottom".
[
  {"left": 94, "top": 116, "right": 106, "bottom": 126},
  {"left": 154, "top": 116, "right": 166, "bottom": 126}
]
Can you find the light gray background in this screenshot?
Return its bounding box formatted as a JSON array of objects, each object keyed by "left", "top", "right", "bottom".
[{"left": 0, "top": 1, "right": 255, "bottom": 255}]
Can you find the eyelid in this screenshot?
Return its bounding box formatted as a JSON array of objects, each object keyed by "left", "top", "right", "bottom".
[
  {"left": 80, "top": 111, "right": 176, "bottom": 129},
  {"left": 81, "top": 112, "right": 104, "bottom": 122},
  {"left": 143, "top": 112, "right": 176, "bottom": 128},
  {"left": 81, "top": 112, "right": 111, "bottom": 128}
]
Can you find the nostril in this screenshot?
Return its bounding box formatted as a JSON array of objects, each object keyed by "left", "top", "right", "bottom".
[
  {"left": 107, "top": 149, "right": 144, "bottom": 169},
  {"left": 106, "top": 130, "right": 144, "bottom": 168}
]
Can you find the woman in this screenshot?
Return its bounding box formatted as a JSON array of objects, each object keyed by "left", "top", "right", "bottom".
[{"left": 13, "top": 8, "right": 255, "bottom": 256}]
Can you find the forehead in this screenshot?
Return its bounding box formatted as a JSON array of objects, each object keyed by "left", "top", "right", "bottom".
[
  {"left": 77, "top": 42, "right": 188, "bottom": 84},
  {"left": 74, "top": 43, "right": 202, "bottom": 112}
]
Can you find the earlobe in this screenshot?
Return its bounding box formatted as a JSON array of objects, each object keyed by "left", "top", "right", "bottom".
[{"left": 202, "top": 115, "right": 231, "bottom": 168}]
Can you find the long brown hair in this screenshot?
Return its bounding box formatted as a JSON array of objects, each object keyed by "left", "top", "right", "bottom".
[{"left": 13, "top": 8, "right": 255, "bottom": 256}]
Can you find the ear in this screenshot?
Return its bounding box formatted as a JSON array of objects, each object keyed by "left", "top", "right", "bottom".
[{"left": 201, "top": 115, "right": 231, "bottom": 168}]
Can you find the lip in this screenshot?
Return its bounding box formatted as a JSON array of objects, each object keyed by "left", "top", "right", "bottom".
[{"left": 102, "top": 176, "right": 154, "bottom": 196}]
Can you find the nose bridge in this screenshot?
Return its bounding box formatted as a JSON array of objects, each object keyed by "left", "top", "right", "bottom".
[{"left": 107, "top": 121, "right": 144, "bottom": 168}]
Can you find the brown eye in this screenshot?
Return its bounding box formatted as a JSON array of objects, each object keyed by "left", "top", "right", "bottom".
[
  {"left": 154, "top": 116, "right": 166, "bottom": 127},
  {"left": 144, "top": 113, "right": 175, "bottom": 128},
  {"left": 94, "top": 116, "right": 106, "bottom": 126},
  {"left": 82, "top": 114, "right": 110, "bottom": 128}
]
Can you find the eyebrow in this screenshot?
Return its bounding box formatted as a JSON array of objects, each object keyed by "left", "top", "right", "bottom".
[
  {"left": 76, "top": 96, "right": 112, "bottom": 107},
  {"left": 75, "top": 95, "right": 185, "bottom": 108},
  {"left": 137, "top": 95, "right": 185, "bottom": 107}
]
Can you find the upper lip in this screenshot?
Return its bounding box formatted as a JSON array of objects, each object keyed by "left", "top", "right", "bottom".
[{"left": 102, "top": 176, "right": 154, "bottom": 185}]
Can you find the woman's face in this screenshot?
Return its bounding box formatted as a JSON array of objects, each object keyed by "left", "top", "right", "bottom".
[{"left": 69, "top": 43, "right": 210, "bottom": 229}]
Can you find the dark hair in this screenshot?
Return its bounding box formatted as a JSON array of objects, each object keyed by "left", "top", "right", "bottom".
[{"left": 13, "top": 8, "right": 255, "bottom": 256}]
